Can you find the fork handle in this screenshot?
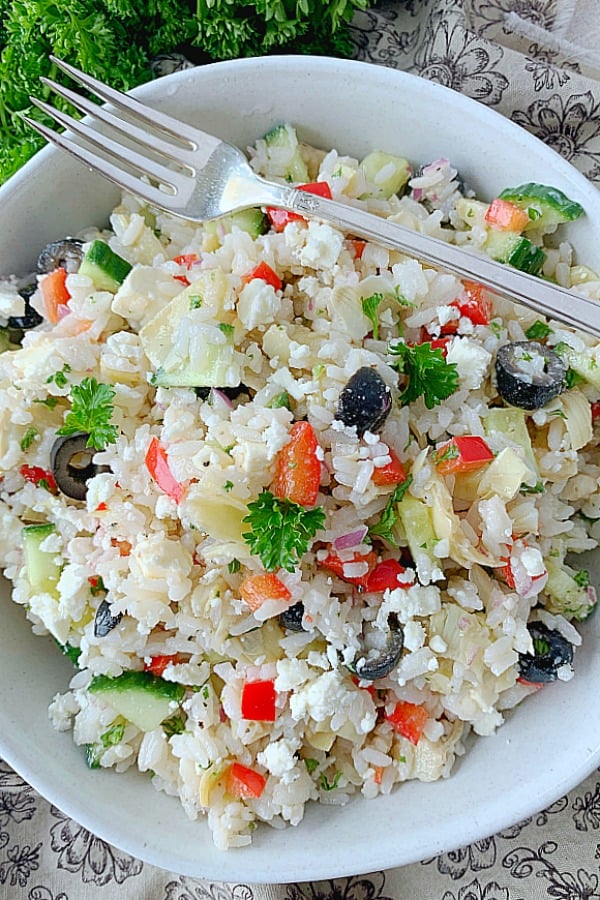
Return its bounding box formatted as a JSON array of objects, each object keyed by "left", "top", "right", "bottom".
[{"left": 255, "top": 178, "right": 600, "bottom": 338}]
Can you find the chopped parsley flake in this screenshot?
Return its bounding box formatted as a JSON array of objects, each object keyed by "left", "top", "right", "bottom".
[
  {"left": 388, "top": 340, "right": 459, "bottom": 409},
  {"left": 242, "top": 490, "right": 325, "bottom": 572},
  {"left": 57, "top": 377, "right": 118, "bottom": 450}
]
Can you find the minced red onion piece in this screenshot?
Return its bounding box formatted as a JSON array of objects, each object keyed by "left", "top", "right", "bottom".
[
  {"left": 334, "top": 525, "right": 369, "bottom": 551},
  {"left": 211, "top": 389, "right": 234, "bottom": 409}
]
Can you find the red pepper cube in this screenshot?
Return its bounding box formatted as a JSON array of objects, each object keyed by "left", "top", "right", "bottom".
[
  {"left": 239, "top": 573, "right": 291, "bottom": 612},
  {"left": 241, "top": 261, "right": 282, "bottom": 291},
  {"left": 321, "top": 549, "right": 379, "bottom": 589},
  {"left": 19, "top": 464, "right": 58, "bottom": 493},
  {"left": 484, "top": 198, "right": 530, "bottom": 233},
  {"left": 241, "top": 679, "right": 277, "bottom": 721},
  {"left": 272, "top": 421, "right": 322, "bottom": 507},
  {"left": 145, "top": 437, "right": 185, "bottom": 503},
  {"left": 433, "top": 435, "right": 494, "bottom": 476},
  {"left": 226, "top": 762, "right": 267, "bottom": 799},
  {"left": 386, "top": 700, "right": 428, "bottom": 745},
  {"left": 451, "top": 281, "right": 493, "bottom": 326},
  {"left": 371, "top": 448, "right": 407, "bottom": 487},
  {"left": 365, "top": 559, "right": 409, "bottom": 593},
  {"left": 143, "top": 653, "right": 183, "bottom": 677}
]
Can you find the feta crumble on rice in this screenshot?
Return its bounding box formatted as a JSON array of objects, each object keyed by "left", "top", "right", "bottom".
[{"left": 0, "top": 125, "right": 598, "bottom": 851}]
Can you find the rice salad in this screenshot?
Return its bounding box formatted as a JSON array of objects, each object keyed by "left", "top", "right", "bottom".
[{"left": 0, "top": 125, "right": 599, "bottom": 850}]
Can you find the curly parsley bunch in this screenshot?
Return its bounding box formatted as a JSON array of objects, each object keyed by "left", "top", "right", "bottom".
[{"left": 0, "top": 0, "right": 371, "bottom": 185}]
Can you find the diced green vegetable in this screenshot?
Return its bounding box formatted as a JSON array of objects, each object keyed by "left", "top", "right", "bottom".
[
  {"left": 554, "top": 343, "right": 600, "bottom": 391},
  {"left": 22, "top": 523, "right": 60, "bottom": 596},
  {"left": 498, "top": 183, "right": 584, "bottom": 231},
  {"left": 152, "top": 324, "right": 237, "bottom": 388},
  {"left": 396, "top": 493, "right": 439, "bottom": 576},
  {"left": 485, "top": 230, "right": 546, "bottom": 275},
  {"left": 262, "top": 124, "right": 309, "bottom": 182},
  {"left": 544, "top": 555, "right": 597, "bottom": 621},
  {"left": 88, "top": 670, "right": 185, "bottom": 732},
  {"left": 78, "top": 240, "right": 132, "bottom": 292},
  {"left": 359, "top": 150, "right": 411, "bottom": 199},
  {"left": 205, "top": 208, "right": 267, "bottom": 240},
  {"left": 85, "top": 743, "right": 102, "bottom": 769}
]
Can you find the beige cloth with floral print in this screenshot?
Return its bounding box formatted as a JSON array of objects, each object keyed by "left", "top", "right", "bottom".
[{"left": 3, "top": 2, "right": 600, "bottom": 899}]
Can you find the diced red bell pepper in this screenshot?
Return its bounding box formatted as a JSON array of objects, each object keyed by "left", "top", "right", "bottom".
[
  {"left": 226, "top": 762, "right": 267, "bottom": 799},
  {"left": 19, "top": 464, "right": 58, "bottom": 493},
  {"left": 351, "top": 239, "right": 367, "bottom": 259},
  {"left": 239, "top": 573, "right": 291, "bottom": 612},
  {"left": 145, "top": 437, "right": 185, "bottom": 503},
  {"left": 365, "top": 559, "right": 409, "bottom": 593},
  {"left": 266, "top": 181, "right": 333, "bottom": 231},
  {"left": 386, "top": 700, "right": 428, "bottom": 745},
  {"left": 143, "top": 653, "right": 183, "bottom": 677},
  {"left": 415, "top": 333, "right": 453, "bottom": 354},
  {"left": 241, "top": 679, "right": 277, "bottom": 721},
  {"left": 321, "top": 549, "right": 378, "bottom": 589},
  {"left": 40, "top": 268, "right": 70, "bottom": 324},
  {"left": 172, "top": 253, "right": 198, "bottom": 268},
  {"left": 241, "top": 261, "right": 282, "bottom": 291},
  {"left": 433, "top": 435, "right": 494, "bottom": 476},
  {"left": 591, "top": 401, "right": 600, "bottom": 421},
  {"left": 173, "top": 274, "right": 191, "bottom": 286},
  {"left": 272, "top": 421, "right": 321, "bottom": 507},
  {"left": 371, "top": 448, "right": 407, "bottom": 487},
  {"left": 484, "top": 198, "right": 530, "bottom": 233},
  {"left": 451, "top": 281, "right": 493, "bottom": 326},
  {"left": 351, "top": 675, "right": 376, "bottom": 697}
]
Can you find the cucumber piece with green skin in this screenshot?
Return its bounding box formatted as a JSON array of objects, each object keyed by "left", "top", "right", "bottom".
[
  {"left": 205, "top": 208, "right": 267, "bottom": 240},
  {"left": 498, "top": 183, "right": 584, "bottom": 230},
  {"left": 152, "top": 323, "right": 237, "bottom": 388},
  {"left": 22, "top": 523, "right": 60, "bottom": 596},
  {"left": 79, "top": 240, "right": 132, "bottom": 292},
  {"left": 485, "top": 230, "right": 546, "bottom": 275},
  {"left": 89, "top": 671, "right": 185, "bottom": 732},
  {"left": 396, "top": 493, "right": 440, "bottom": 581},
  {"left": 262, "top": 124, "right": 309, "bottom": 183},
  {"left": 359, "top": 151, "right": 411, "bottom": 199},
  {"left": 554, "top": 342, "right": 600, "bottom": 391}
]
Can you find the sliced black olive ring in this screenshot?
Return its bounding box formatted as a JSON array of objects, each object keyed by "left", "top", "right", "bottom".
[
  {"left": 94, "top": 598, "right": 123, "bottom": 637},
  {"left": 279, "top": 601, "right": 306, "bottom": 632},
  {"left": 36, "top": 239, "right": 84, "bottom": 275},
  {"left": 50, "top": 432, "right": 110, "bottom": 501},
  {"left": 336, "top": 366, "right": 393, "bottom": 436},
  {"left": 349, "top": 612, "right": 404, "bottom": 682},
  {"left": 518, "top": 621, "right": 574, "bottom": 684},
  {"left": 495, "top": 340, "right": 566, "bottom": 410}
]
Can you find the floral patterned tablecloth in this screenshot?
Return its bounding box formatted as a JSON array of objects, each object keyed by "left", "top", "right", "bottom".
[{"left": 3, "top": 1, "right": 600, "bottom": 897}]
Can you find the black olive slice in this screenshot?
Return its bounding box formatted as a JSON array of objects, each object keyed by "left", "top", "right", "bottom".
[
  {"left": 7, "top": 284, "right": 43, "bottom": 342},
  {"left": 36, "top": 239, "right": 84, "bottom": 275},
  {"left": 350, "top": 613, "right": 404, "bottom": 681},
  {"left": 194, "top": 385, "right": 249, "bottom": 401},
  {"left": 336, "top": 367, "right": 393, "bottom": 436},
  {"left": 495, "top": 341, "right": 566, "bottom": 410},
  {"left": 518, "top": 621, "right": 574, "bottom": 684},
  {"left": 279, "top": 601, "right": 306, "bottom": 632},
  {"left": 94, "top": 599, "right": 123, "bottom": 637},
  {"left": 50, "top": 432, "right": 110, "bottom": 501}
]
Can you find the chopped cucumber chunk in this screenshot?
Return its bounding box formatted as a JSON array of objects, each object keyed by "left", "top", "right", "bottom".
[
  {"left": 262, "top": 123, "right": 309, "bottom": 183},
  {"left": 359, "top": 151, "right": 411, "bottom": 199},
  {"left": 22, "top": 522, "right": 60, "bottom": 596},
  {"left": 485, "top": 230, "right": 546, "bottom": 275},
  {"left": 544, "top": 555, "right": 597, "bottom": 621},
  {"left": 554, "top": 343, "right": 600, "bottom": 391},
  {"left": 89, "top": 671, "right": 185, "bottom": 732},
  {"left": 205, "top": 208, "right": 267, "bottom": 241},
  {"left": 498, "top": 183, "right": 584, "bottom": 230},
  {"left": 397, "top": 493, "right": 440, "bottom": 581},
  {"left": 79, "top": 240, "right": 132, "bottom": 292}
]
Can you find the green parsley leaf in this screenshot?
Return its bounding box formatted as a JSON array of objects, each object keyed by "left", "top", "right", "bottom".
[
  {"left": 521, "top": 480, "right": 545, "bottom": 494},
  {"left": 388, "top": 341, "right": 459, "bottom": 409},
  {"left": 162, "top": 713, "right": 186, "bottom": 737},
  {"left": 45, "top": 363, "right": 71, "bottom": 388},
  {"left": 57, "top": 377, "right": 118, "bottom": 451},
  {"left": 20, "top": 426, "right": 38, "bottom": 452},
  {"left": 564, "top": 368, "right": 585, "bottom": 389},
  {"left": 525, "top": 320, "right": 553, "bottom": 340},
  {"left": 304, "top": 757, "right": 319, "bottom": 774},
  {"left": 189, "top": 295, "right": 203, "bottom": 310},
  {"left": 242, "top": 490, "right": 326, "bottom": 572},
  {"left": 34, "top": 396, "right": 59, "bottom": 410},
  {"left": 574, "top": 569, "right": 590, "bottom": 588},
  {"left": 223, "top": 480, "right": 234, "bottom": 492},
  {"left": 369, "top": 475, "right": 413, "bottom": 546},
  {"left": 268, "top": 391, "right": 291, "bottom": 410},
  {"left": 228, "top": 558, "right": 241, "bottom": 574},
  {"left": 319, "top": 771, "right": 342, "bottom": 791},
  {"left": 361, "top": 292, "right": 384, "bottom": 340}
]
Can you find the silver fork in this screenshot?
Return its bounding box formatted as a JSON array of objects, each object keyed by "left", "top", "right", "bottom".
[{"left": 25, "top": 56, "right": 600, "bottom": 338}]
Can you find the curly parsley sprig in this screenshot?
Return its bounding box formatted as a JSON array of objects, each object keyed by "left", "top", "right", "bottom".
[
  {"left": 57, "top": 377, "right": 118, "bottom": 451},
  {"left": 388, "top": 340, "right": 459, "bottom": 409},
  {"left": 242, "top": 490, "right": 326, "bottom": 572}
]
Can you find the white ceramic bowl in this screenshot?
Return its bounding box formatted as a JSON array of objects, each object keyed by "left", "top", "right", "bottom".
[{"left": 1, "top": 56, "right": 599, "bottom": 883}]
